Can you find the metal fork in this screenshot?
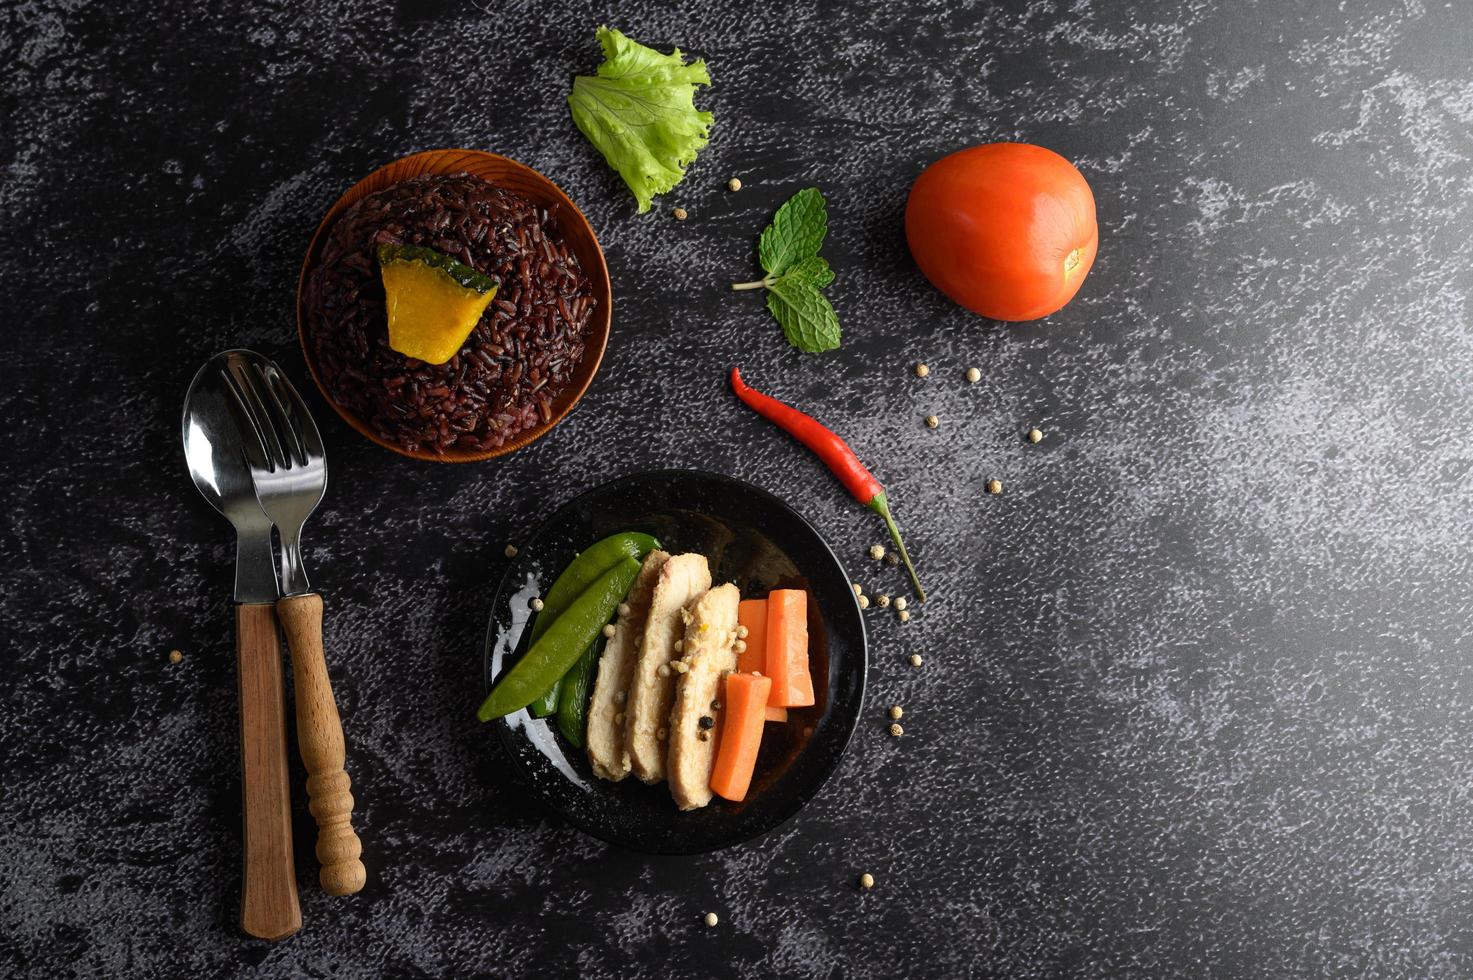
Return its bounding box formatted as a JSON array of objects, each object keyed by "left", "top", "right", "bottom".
[{"left": 221, "top": 350, "right": 367, "bottom": 897}]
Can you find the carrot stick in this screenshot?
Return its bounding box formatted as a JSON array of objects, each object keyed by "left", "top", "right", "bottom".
[
  {"left": 739, "top": 598, "right": 790, "bottom": 720},
  {"left": 737, "top": 599, "right": 767, "bottom": 674},
  {"left": 710, "top": 673, "right": 772, "bottom": 802},
  {"left": 765, "top": 590, "right": 814, "bottom": 707}
]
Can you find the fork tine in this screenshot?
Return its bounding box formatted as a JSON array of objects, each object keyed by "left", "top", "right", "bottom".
[
  {"left": 229, "top": 359, "right": 287, "bottom": 470},
  {"left": 254, "top": 363, "right": 307, "bottom": 469},
  {"left": 220, "top": 366, "right": 273, "bottom": 473},
  {"left": 264, "top": 364, "right": 326, "bottom": 465}
]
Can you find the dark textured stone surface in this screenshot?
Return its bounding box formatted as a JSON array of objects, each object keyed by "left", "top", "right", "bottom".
[{"left": 4, "top": 0, "right": 1473, "bottom": 976}]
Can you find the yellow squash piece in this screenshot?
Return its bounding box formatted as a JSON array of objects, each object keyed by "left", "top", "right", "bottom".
[{"left": 376, "top": 243, "right": 499, "bottom": 365}]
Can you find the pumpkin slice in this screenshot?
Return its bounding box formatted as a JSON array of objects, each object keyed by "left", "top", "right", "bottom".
[{"left": 376, "top": 243, "right": 499, "bottom": 365}]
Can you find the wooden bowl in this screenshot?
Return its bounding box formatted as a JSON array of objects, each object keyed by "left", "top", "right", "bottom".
[{"left": 296, "top": 149, "right": 611, "bottom": 462}]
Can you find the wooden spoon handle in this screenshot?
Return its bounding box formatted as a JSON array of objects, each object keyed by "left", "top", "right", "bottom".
[
  {"left": 235, "top": 602, "right": 302, "bottom": 940},
  {"left": 276, "top": 592, "right": 366, "bottom": 896}
]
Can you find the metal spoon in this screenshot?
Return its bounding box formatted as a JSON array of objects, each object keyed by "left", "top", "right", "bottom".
[{"left": 182, "top": 351, "right": 301, "bottom": 941}]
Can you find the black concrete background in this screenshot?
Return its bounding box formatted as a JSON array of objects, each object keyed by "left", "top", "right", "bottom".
[{"left": 4, "top": 0, "right": 1473, "bottom": 976}]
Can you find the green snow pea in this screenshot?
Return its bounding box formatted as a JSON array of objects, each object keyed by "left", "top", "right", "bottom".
[
  {"left": 528, "top": 681, "right": 562, "bottom": 718},
  {"left": 526, "top": 532, "right": 659, "bottom": 716},
  {"left": 477, "top": 556, "right": 641, "bottom": 722},
  {"left": 554, "top": 641, "right": 600, "bottom": 748}
]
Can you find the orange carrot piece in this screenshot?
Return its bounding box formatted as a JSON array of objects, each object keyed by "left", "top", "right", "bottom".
[
  {"left": 737, "top": 599, "right": 768, "bottom": 675},
  {"left": 710, "top": 673, "right": 772, "bottom": 802},
  {"left": 741, "top": 599, "right": 788, "bottom": 720},
  {"left": 765, "top": 589, "right": 814, "bottom": 707}
]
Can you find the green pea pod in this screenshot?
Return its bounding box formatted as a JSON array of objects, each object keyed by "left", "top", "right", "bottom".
[
  {"left": 529, "top": 682, "right": 561, "bottom": 717},
  {"left": 531, "top": 532, "right": 660, "bottom": 643},
  {"left": 477, "top": 556, "right": 641, "bottom": 721},
  {"left": 525, "top": 532, "right": 659, "bottom": 716},
  {"left": 555, "top": 641, "right": 600, "bottom": 747}
]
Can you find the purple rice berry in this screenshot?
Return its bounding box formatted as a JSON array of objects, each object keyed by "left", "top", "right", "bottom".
[{"left": 304, "top": 173, "right": 595, "bottom": 455}]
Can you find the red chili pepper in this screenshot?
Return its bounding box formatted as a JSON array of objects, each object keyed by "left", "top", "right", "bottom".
[{"left": 730, "top": 367, "right": 925, "bottom": 601}]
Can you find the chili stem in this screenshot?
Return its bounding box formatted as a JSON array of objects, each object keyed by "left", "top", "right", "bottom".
[
  {"left": 731, "top": 277, "right": 774, "bottom": 291},
  {"left": 869, "top": 492, "right": 925, "bottom": 602}
]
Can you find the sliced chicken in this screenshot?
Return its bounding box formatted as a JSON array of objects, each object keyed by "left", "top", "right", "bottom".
[
  {"left": 586, "top": 550, "right": 669, "bottom": 781},
  {"left": 667, "top": 583, "right": 740, "bottom": 810},
  {"left": 625, "top": 553, "right": 711, "bottom": 783}
]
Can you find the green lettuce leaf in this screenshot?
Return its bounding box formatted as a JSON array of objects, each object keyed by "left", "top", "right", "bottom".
[{"left": 568, "top": 27, "right": 714, "bottom": 213}]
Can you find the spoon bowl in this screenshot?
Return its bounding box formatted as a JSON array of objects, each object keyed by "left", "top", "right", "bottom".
[{"left": 182, "top": 350, "right": 278, "bottom": 602}]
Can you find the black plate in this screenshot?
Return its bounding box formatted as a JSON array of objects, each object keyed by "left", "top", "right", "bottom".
[{"left": 483, "top": 470, "right": 867, "bottom": 854}]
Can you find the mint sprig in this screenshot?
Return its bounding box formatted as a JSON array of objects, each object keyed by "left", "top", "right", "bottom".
[{"left": 732, "top": 188, "right": 841, "bottom": 353}]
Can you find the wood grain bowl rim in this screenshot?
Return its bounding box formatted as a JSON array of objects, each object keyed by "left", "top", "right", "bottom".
[{"left": 295, "top": 148, "right": 612, "bottom": 463}]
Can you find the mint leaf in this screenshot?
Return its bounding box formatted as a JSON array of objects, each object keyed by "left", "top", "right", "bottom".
[
  {"left": 758, "top": 188, "right": 827, "bottom": 277},
  {"left": 766, "top": 278, "right": 840, "bottom": 353},
  {"left": 733, "top": 188, "right": 841, "bottom": 353},
  {"left": 782, "top": 255, "right": 833, "bottom": 289},
  {"left": 568, "top": 27, "right": 713, "bottom": 213}
]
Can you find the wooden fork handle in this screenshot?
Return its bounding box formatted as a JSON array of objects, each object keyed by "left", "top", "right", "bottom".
[
  {"left": 236, "top": 602, "right": 302, "bottom": 940},
  {"left": 276, "top": 593, "right": 366, "bottom": 896}
]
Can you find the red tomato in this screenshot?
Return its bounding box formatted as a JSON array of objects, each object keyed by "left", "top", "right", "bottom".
[{"left": 905, "top": 143, "right": 1097, "bottom": 322}]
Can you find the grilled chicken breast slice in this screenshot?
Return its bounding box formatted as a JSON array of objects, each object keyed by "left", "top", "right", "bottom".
[
  {"left": 586, "top": 550, "right": 669, "bottom": 781},
  {"left": 625, "top": 553, "right": 711, "bottom": 783},
  {"left": 667, "top": 583, "right": 741, "bottom": 810}
]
